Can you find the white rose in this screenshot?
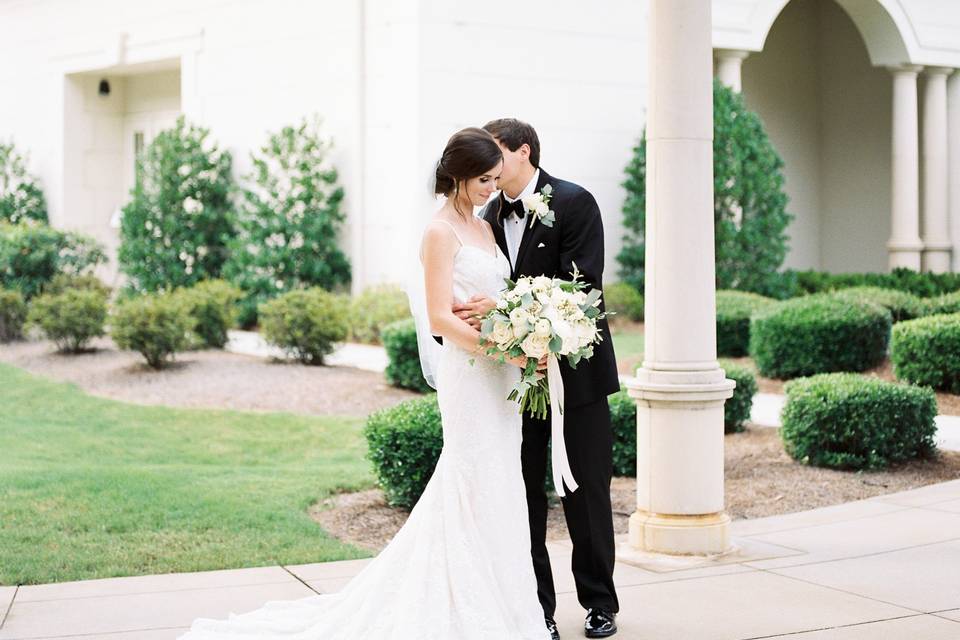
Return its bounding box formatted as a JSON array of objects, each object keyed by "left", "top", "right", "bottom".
[
  {"left": 491, "top": 320, "right": 513, "bottom": 345},
  {"left": 521, "top": 196, "right": 540, "bottom": 213},
  {"left": 513, "top": 278, "right": 532, "bottom": 296},
  {"left": 532, "top": 276, "right": 552, "bottom": 292},
  {"left": 536, "top": 201, "right": 550, "bottom": 215},
  {"left": 496, "top": 298, "right": 508, "bottom": 309},
  {"left": 534, "top": 318, "right": 552, "bottom": 337},
  {"left": 509, "top": 307, "right": 530, "bottom": 327},
  {"left": 521, "top": 333, "right": 550, "bottom": 359}
]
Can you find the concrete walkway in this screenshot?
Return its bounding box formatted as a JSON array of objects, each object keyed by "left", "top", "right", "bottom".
[
  {"left": 2, "top": 480, "right": 959, "bottom": 639},
  {"left": 225, "top": 329, "right": 389, "bottom": 372}
]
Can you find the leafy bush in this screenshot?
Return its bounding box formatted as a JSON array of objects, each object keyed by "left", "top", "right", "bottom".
[
  {"left": 890, "top": 314, "right": 960, "bottom": 393},
  {"left": 258, "top": 288, "right": 349, "bottom": 365},
  {"left": 26, "top": 289, "right": 108, "bottom": 352},
  {"left": 175, "top": 279, "right": 242, "bottom": 349},
  {"left": 827, "top": 286, "right": 923, "bottom": 323},
  {"left": 0, "top": 288, "right": 27, "bottom": 341},
  {"left": 790, "top": 268, "right": 960, "bottom": 298},
  {"left": 781, "top": 373, "right": 937, "bottom": 470},
  {"left": 111, "top": 293, "right": 193, "bottom": 369},
  {"left": 0, "top": 140, "right": 47, "bottom": 225},
  {"left": 749, "top": 295, "right": 891, "bottom": 379},
  {"left": 382, "top": 318, "right": 433, "bottom": 393},
  {"left": 619, "top": 79, "right": 792, "bottom": 297},
  {"left": 364, "top": 394, "right": 443, "bottom": 509},
  {"left": 348, "top": 284, "right": 410, "bottom": 344},
  {"left": 0, "top": 222, "right": 106, "bottom": 299},
  {"left": 118, "top": 117, "right": 233, "bottom": 294},
  {"left": 225, "top": 116, "right": 350, "bottom": 326},
  {"left": 716, "top": 290, "right": 777, "bottom": 357},
  {"left": 920, "top": 290, "right": 960, "bottom": 316},
  {"left": 720, "top": 360, "right": 758, "bottom": 433},
  {"left": 604, "top": 282, "right": 644, "bottom": 322},
  {"left": 42, "top": 273, "right": 110, "bottom": 298}
]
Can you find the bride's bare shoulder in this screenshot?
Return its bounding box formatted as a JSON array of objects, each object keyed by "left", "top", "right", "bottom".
[{"left": 421, "top": 217, "right": 458, "bottom": 255}]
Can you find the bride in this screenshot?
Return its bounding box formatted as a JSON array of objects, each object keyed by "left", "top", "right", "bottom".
[{"left": 179, "top": 127, "right": 552, "bottom": 639}]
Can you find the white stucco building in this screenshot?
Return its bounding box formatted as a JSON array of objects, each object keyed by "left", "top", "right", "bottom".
[{"left": 1, "top": 0, "right": 960, "bottom": 289}]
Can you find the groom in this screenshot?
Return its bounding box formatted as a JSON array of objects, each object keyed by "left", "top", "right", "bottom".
[{"left": 454, "top": 118, "right": 621, "bottom": 639}]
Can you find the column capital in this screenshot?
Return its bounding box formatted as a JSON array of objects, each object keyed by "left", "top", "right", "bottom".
[
  {"left": 924, "top": 66, "right": 954, "bottom": 77},
  {"left": 887, "top": 64, "right": 924, "bottom": 76},
  {"left": 713, "top": 48, "right": 750, "bottom": 61}
]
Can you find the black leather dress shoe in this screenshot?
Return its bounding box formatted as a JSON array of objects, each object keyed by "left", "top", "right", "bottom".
[
  {"left": 584, "top": 608, "right": 617, "bottom": 638},
  {"left": 545, "top": 615, "right": 560, "bottom": 640}
]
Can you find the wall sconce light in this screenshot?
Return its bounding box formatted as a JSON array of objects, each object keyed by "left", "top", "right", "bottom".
[{"left": 98, "top": 79, "right": 111, "bottom": 97}]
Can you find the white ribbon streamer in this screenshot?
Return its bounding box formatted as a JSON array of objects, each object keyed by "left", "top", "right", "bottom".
[{"left": 548, "top": 355, "right": 578, "bottom": 497}]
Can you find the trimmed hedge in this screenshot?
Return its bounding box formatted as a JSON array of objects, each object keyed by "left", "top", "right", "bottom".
[
  {"left": 175, "top": 279, "right": 242, "bottom": 349},
  {"left": 382, "top": 318, "right": 433, "bottom": 393},
  {"left": 26, "top": 289, "right": 107, "bottom": 352},
  {"left": 716, "top": 290, "right": 777, "bottom": 357},
  {"left": 827, "top": 286, "right": 923, "bottom": 323},
  {"left": 111, "top": 293, "right": 193, "bottom": 369},
  {"left": 749, "top": 295, "right": 891, "bottom": 379},
  {"left": 781, "top": 373, "right": 937, "bottom": 470},
  {"left": 920, "top": 291, "right": 960, "bottom": 316},
  {"left": 721, "top": 361, "right": 758, "bottom": 433},
  {"left": 258, "top": 288, "right": 349, "bottom": 365},
  {"left": 364, "top": 394, "right": 443, "bottom": 509},
  {"left": 348, "top": 284, "right": 410, "bottom": 344},
  {"left": 891, "top": 314, "right": 960, "bottom": 393},
  {"left": 791, "top": 267, "right": 960, "bottom": 298},
  {"left": 0, "top": 288, "right": 27, "bottom": 341},
  {"left": 604, "top": 282, "right": 644, "bottom": 322}
]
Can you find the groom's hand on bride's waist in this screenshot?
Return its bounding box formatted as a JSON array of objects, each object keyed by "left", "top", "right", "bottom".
[{"left": 452, "top": 295, "right": 496, "bottom": 329}]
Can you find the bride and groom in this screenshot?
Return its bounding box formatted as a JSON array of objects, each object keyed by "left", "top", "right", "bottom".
[{"left": 181, "top": 119, "right": 622, "bottom": 639}]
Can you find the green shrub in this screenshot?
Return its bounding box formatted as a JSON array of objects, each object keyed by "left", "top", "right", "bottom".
[
  {"left": 111, "top": 293, "right": 193, "bottom": 369},
  {"left": 604, "top": 282, "right": 644, "bottom": 322},
  {"left": 920, "top": 290, "right": 960, "bottom": 316},
  {"left": 225, "top": 116, "right": 350, "bottom": 326},
  {"left": 258, "top": 288, "right": 348, "bottom": 365},
  {"left": 719, "top": 360, "right": 758, "bottom": 433},
  {"left": 118, "top": 117, "right": 233, "bottom": 294},
  {"left": 827, "top": 286, "right": 923, "bottom": 323},
  {"left": 382, "top": 318, "right": 432, "bottom": 393},
  {"left": 175, "top": 279, "right": 242, "bottom": 349},
  {"left": 364, "top": 394, "right": 443, "bottom": 509},
  {"left": 27, "top": 289, "right": 108, "bottom": 352},
  {"left": 716, "top": 290, "right": 777, "bottom": 357},
  {"left": 0, "top": 288, "right": 27, "bottom": 341},
  {"left": 749, "top": 295, "right": 890, "bottom": 379},
  {"left": 781, "top": 373, "right": 937, "bottom": 470},
  {"left": 348, "top": 284, "right": 410, "bottom": 344},
  {"left": 0, "top": 140, "right": 47, "bottom": 225},
  {"left": 619, "top": 79, "right": 792, "bottom": 297},
  {"left": 0, "top": 222, "right": 106, "bottom": 299},
  {"left": 890, "top": 314, "right": 960, "bottom": 393},
  {"left": 791, "top": 268, "right": 960, "bottom": 298},
  {"left": 42, "top": 273, "right": 110, "bottom": 298}
]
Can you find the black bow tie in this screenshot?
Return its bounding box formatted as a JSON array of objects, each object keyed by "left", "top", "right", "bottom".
[{"left": 504, "top": 198, "right": 525, "bottom": 219}]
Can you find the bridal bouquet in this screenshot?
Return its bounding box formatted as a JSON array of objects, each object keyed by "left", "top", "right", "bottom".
[{"left": 479, "top": 264, "right": 609, "bottom": 419}]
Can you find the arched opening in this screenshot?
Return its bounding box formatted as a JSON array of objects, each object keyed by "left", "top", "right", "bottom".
[{"left": 741, "top": 0, "right": 895, "bottom": 272}]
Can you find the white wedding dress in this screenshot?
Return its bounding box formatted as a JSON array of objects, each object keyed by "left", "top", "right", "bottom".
[{"left": 179, "top": 227, "right": 551, "bottom": 640}]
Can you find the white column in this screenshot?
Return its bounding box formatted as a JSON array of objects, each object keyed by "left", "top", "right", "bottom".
[
  {"left": 715, "top": 49, "right": 749, "bottom": 93},
  {"left": 887, "top": 65, "right": 924, "bottom": 271},
  {"left": 948, "top": 71, "right": 960, "bottom": 272},
  {"left": 623, "top": 0, "right": 735, "bottom": 557},
  {"left": 922, "top": 67, "right": 953, "bottom": 273}
]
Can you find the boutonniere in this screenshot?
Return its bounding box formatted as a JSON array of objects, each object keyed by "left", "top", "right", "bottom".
[{"left": 521, "top": 184, "right": 555, "bottom": 229}]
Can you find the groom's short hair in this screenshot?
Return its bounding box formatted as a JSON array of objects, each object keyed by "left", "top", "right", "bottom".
[{"left": 483, "top": 118, "right": 540, "bottom": 168}]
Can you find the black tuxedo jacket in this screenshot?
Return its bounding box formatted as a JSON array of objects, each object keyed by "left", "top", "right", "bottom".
[{"left": 481, "top": 169, "right": 620, "bottom": 409}]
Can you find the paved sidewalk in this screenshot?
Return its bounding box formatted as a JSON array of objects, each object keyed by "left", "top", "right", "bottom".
[
  {"left": 2, "top": 480, "right": 959, "bottom": 639},
  {"left": 225, "top": 330, "right": 389, "bottom": 372}
]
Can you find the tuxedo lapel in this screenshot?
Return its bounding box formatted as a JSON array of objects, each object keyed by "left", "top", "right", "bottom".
[
  {"left": 488, "top": 195, "right": 510, "bottom": 259},
  {"left": 512, "top": 168, "right": 552, "bottom": 278}
]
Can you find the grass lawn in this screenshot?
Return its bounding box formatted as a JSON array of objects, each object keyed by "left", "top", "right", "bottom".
[
  {"left": 611, "top": 323, "right": 644, "bottom": 373},
  {"left": 0, "top": 363, "right": 375, "bottom": 586}
]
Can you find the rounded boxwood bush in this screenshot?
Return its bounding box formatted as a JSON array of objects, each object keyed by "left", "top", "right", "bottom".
[
  {"left": 716, "top": 290, "right": 777, "bottom": 357},
  {"left": 258, "top": 287, "right": 348, "bottom": 365},
  {"left": 175, "top": 279, "right": 242, "bottom": 349},
  {"left": 382, "top": 317, "right": 433, "bottom": 393},
  {"left": 604, "top": 282, "right": 644, "bottom": 322},
  {"left": 891, "top": 314, "right": 960, "bottom": 393},
  {"left": 827, "top": 286, "right": 923, "bottom": 323},
  {"left": 919, "top": 290, "right": 960, "bottom": 316},
  {"left": 42, "top": 273, "right": 110, "bottom": 299},
  {"left": 749, "top": 295, "right": 891, "bottom": 379},
  {"left": 27, "top": 288, "right": 107, "bottom": 352},
  {"left": 0, "top": 288, "right": 27, "bottom": 341},
  {"left": 348, "top": 284, "right": 410, "bottom": 344},
  {"left": 720, "top": 360, "right": 758, "bottom": 433},
  {"left": 781, "top": 373, "right": 937, "bottom": 470},
  {"left": 111, "top": 293, "right": 193, "bottom": 369},
  {"left": 364, "top": 394, "right": 442, "bottom": 509}
]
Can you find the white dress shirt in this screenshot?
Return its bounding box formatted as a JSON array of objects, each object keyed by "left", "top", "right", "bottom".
[{"left": 502, "top": 168, "right": 540, "bottom": 268}]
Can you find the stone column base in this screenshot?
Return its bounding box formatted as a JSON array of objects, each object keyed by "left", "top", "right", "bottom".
[{"left": 626, "top": 509, "right": 731, "bottom": 556}]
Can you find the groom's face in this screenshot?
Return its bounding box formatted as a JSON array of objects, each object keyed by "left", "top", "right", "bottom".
[{"left": 493, "top": 139, "right": 530, "bottom": 186}]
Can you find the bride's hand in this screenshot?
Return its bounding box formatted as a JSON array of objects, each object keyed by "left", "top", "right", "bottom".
[{"left": 503, "top": 354, "right": 530, "bottom": 369}]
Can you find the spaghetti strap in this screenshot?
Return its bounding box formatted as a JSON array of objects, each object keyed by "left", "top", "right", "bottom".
[{"left": 436, "top": 219, "right": 464, "bottom": 246}]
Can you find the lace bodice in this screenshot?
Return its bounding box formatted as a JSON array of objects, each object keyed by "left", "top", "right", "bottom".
[{"left": 451, "top": 243, "right": 511, "bottom": 304}]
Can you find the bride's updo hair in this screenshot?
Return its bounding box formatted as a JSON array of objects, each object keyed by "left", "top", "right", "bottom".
[{"left": 434, "top": 127, "right": 502, "bottom": 215}]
